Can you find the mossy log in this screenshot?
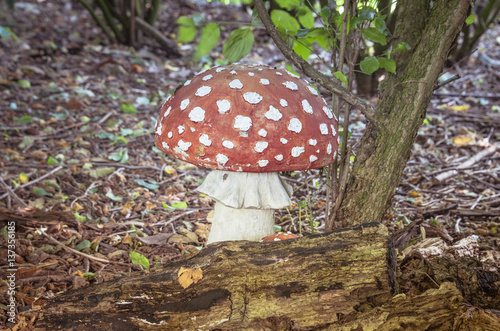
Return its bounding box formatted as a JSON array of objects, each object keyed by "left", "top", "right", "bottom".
[{"left": 34, "top": 222, "right": 500, "bottom": 330}]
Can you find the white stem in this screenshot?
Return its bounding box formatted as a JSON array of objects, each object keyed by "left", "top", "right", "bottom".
[{"left": 207, "top": 203, "right": 275, "bottom": 244}]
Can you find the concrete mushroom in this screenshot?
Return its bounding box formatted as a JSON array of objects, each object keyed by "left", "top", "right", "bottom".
[{"left": 154, "top": 63, "right": 339, "bottom": 244}]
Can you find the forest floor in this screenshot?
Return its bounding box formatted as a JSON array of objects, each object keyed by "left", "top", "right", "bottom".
[{"left": 0, "top": 0, "right": 499, "bottom": 328}]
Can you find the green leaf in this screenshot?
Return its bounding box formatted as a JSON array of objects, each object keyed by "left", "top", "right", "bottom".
[
  {"left": 17, "top": 79, "right": 31, "bottom": 88},
  {"left": 293, "top": 40, "right": 312, "bottom": 61},
  {"left": 32, "top": 187, "right": 53, "bottom": 197},
  {"left": 0, "top": 26, "right": 17, "bottom": 40},
  {"left": 362, "top": 27, "right": 387, "bottom": 45},
  {"left": 135, "top": 96, "right": 150, "bottom": 105},
  {"left": 121, "top": 103, "right": 137, "bottom": 114},
  {"left": 105, "top": 190, "right": 123, "bottom": 201},
  {"left": 333, "top": 71, "right": 348, "bottom": 85},
  {"left": 172, "top": 201, "right": 188, "bottom": 209},
  {"left": 275, "top": 0, "right": 300, "bottom": 10},
  {"left": 298, "top": 7, "right": 314, "bottom": 29},
  {"left": 134, "top": 179, "right": 159, "bottom": 190},
  {"left": 360, "top": 56, "right": 380, "bottom": 74},
  {"left": 47, "top": 156, "right": 60, "bottom": 165},
  {"left": 88, "top": 167, "right": 115, "bottom": 179},
  {"left": 120, "top": 128, "right": 134, "bottom": 136},
  {"left": 74, "top": 212, "right": 87, "bottom": 222},
  {"left": 176, "top": 16, "right": 196, "bottom": 43},
  {"left": 374, "top": 17, "right": 389, "bottom": 36},
  {"left": 378, "top": 58, "right": 396, "bottom": 73},
  {"left": 129, "top": 251, "right": 150, "bottom": 269},
  {"left": 75, "top": 240, "right": 91, "bottom": 251},
  {"left": 271, "top": 10, "right": 300, "bottom": 36},
  {"left": 223, "top": 28, "right": 254, "bottom": 62},
  {"left": 108, "top": 149, "right": 129, "bottom": 163},
  {"left": 465, "top": 14, "right": 475, "bottom": 26},
  {"left": 14, "top": 115, "right": 33, "bottom": 124},
  {"left": 394, "top": 42, "right": 411, "bottom": 52},
  {"left": 195, "top": 23, "right": 220, "bottom": 60},
  {"left": 359, "top": 9, "right": 376, "bottom": 21}
]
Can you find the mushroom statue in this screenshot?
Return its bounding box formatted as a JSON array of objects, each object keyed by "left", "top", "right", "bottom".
[{"left": 154, "top": 64, "right": 339, "bottom": 244}]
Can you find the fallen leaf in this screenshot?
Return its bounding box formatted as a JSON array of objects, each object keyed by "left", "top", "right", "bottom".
[
  {"left": 448, "top": 104, "right": 470, "bottom": 112},
  {"left": 178, "top": 267, "right": 203, "bottom": 288},
  {"left": 453, "top": 135, "right": 473, "bottom": 146},
  {"left": 408, "top": 190, "right": 419, "bottom": 197}
]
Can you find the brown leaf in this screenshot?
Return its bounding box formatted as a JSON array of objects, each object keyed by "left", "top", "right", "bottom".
[{"left": 178, "top": 266, "right": 203, "bottom": 289}]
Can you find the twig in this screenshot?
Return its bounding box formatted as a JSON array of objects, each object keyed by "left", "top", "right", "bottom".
[
  {"left": 253, "top": 0, "right": 380, "bottom": 128},
  {"left": 40, "top": 230, "right": 111, "bottom": 264},
  {"left": 433, "top": 91, "right": 500, "bottom": 99},
  {"left": 0, "top": 166, "right": 63, "bottom": 201},
  {"left": 435, "top": 143, "right": 500, "bottom": 181},
  {"left": 0, "top": 178, "right": 28, "bottom": 207}
]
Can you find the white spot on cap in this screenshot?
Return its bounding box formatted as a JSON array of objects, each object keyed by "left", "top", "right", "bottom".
[
  {"left": 331, "top": 124, "right": 337, "bottom": 136},
  {"left": 216, "top": 154, "right": 229, "bottom": 166},
  {"left": 320, "top": 123, "right": 329, "bottom": 135},
  {"left": 202, "top": 74, "right": 213, "bottom": 81},
  {"left": 258, "top": 129, "right": 267, "bottom": 137},
  {"left": 258, "top": 160, "right": 269, "bottom": 167},
  {"left": 309, "top": 139, "right": 317, "bottom": 146},
  {"left": 216, "top": 67, "right": 226, "bottom": 72},
  {"left": 155, "top": 121, "right": 162, "bottom": 135},
  {"left": 316, "top": 149, "right": 320, "bottom": 153},
  {"left": 217, "top": 100, "right": 231, "bottom": 114},
  {"left": 199, "top": 134, "right": 212, "bottom": 146},
  {"left": 264, "top": 106, "right": 282, "bottom": 121},
  {"left": 283, "top": 81, "right": 298, "bottom": 90},
  {"left": 323, "top": 106, "right": 333, "bottom": 119},
  {"left": 184, "top": 79, "right": 191, "bottom": 86},
  {"left": 310, "top": 155, "right": 318, "bottom": 162},
  {"left": 276, "top": 71, "right": 283, "bottom": 76},
  {"left": 307, "top": 85, "right": 319, "bottom": 95},
  {"left": 234, "top": 115, "right": 252, "bottom": 131},
  {"left": 275, "top": 154, "right": 284, "bottom": 161},
  {"left": 195, "top": 69, "right": 208, "bottom": 76},
  {"left": 177, "top": 125, "right": 185, "bottom": 134},
  {"left": 167, "top": 131, "right": 173, "bottom": 138},
  {"left": 280, "top": 138, "right": 288, "bottom": 144},
  {"left": 254, "top": 141, "right": 268, "bottom": 153},
  {"left": 280, "top": 99, "right": 288, "bottom": 107},
  {"left": 288, "top": 118, "right": 302, "bottom": 133},
  {"left": 302, "top": 99, "right": 313, "bottom": 114},
  {"left": 189, "top": 107, "right": 205, "bottom": 122},
  {"left": 222, "top": 140, "right": 234, "bottom": 149},
  {"left": 195, "top": 86, "right": 211, "bottom": 97},
  {"left": 291, "top": 147, "right": 305, "bottom": 157},
  {"left": 243, "top": 92, "right": 263, "bottom": 104},
  {"left": 230, "top": 70, "right": 237, "bottom": 74},
  {"left": 161, "top": 142, "right": 169, "bottom": 150},
  {"left": 163, "top": 106, "right": 171, "bottom": 117},
  {"left": 333, "top": 150, "right": 337, "bottom": 159},
  {"left": 260, "top": 78, "right": 270, "bottom": 85},
  {"left": 322, "top": 97, "right": 327, "bottom": 105},
  {"left": 229, "top": 79, "right": 243, "bottom": 89},
  {"left": 177, "top": 140, "right": 191, "bottom": 151},
  {"left": 248, "top": 72, "right": 255, "bottom": 76},
  {"left": 190, "top": 127, "right": 195, "bottom": 132},
  {"left": 180, "top": 99, "right": 190, "bottom": 110},
  {"left": 327, "top": 143, "right": 332, "bottom": 154}
]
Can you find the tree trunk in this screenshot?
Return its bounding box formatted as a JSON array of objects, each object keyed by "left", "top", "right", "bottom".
[
  {"left": 337, "top": 0, "right": 472, "bottom": 227},
  {"left": 33, "top": 222, "right": 500, "bottom": 330}
]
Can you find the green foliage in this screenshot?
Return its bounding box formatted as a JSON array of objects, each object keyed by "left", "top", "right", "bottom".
[
  {"left": 129, "top": 251, "right": 150, "bottom": 269},
  {"left": 176, "top": 16, "right": 197, "bottom": 43},
  {"left": 195, "top": 23, "right": 220, "bottom": 60},
  {"left": 223, "top": 28, "right": 254, "bottom": 62}
]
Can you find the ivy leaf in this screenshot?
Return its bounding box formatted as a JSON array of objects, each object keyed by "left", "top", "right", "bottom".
[
  {"left": 362, "top": 27, "right": 387, "bottom": 45},
  {"left": 223, "top": 28, "right": 254, "bottom": 62},
  {"left": 333, "top": 71, "right": 348, "bottom": 85},
  {"left": 360, "top": 56, "right": 380, "bottom": 74},
  {"left": 271, "top": 9, "right": 300, "bottom": 36},
  {"left": 176, "top": 16, "right": 196, "bottom": 43},
  {"left": 32, "top": 187, "right": 53, "bottom": 197},
  {"left": 108, "top": 149, "right": 129, "bottom": 163},
  {"left": 378, "top": 58, "right": 396, "bottom": 73},
  {"left": 135, "top": 179, "right": 159, "bottom": 190},
  {"left": 129, "top": 251, "right": 150, "bottom": 269},
  {"left": 195, "top": 23, "right": 220, "bottom": 60},
  {"left": 75, "top": 240, "right": 91, "bottom": 251},
  {"left": 105, "top": 190, "right": 123, "bottom": 201}
]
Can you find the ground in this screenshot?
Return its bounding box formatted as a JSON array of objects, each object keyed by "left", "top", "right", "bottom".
[{"left": 0, "top": 0, "right": 499, "bottom": 329}]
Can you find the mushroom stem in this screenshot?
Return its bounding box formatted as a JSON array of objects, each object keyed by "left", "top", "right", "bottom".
[
  {"left": 207, "top": 203, "right": 275, "bottom": 244},
  {"left": 197, "top": 170, "right": 293, "bottom": 244}
]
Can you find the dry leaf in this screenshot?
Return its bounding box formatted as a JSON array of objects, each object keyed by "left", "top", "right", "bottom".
[
  {"left": 453, "top": 135, "right": 473, "bottom": 146},
  {"left": 408, "top": 190, "right": 419, "bottom": 197},
  {"left": 121, "top": 201, "right": 134, "bottom": 215},
  {"left": 448, "top": 104, "right": 470, "bottom": 112},
  {"left": 178, "top": 267, "right": 203, "bottom": 289},
  {"left": 206, "top": 210, "right": 214, "bottom": 223}
]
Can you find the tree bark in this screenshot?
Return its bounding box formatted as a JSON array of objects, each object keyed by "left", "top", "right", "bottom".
[{"left": 337, "top": 0, "right": 472, "bottom": 227}]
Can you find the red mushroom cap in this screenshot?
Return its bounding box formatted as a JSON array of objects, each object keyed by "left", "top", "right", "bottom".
[{"left": 154, "top": 64, "right": 339, "bottom": 172}]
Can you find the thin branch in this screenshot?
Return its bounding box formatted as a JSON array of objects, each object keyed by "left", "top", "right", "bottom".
[
  {"left": 0, "top": 166, "right": 63, "bottom": 201},
  {"left": 253, "top": 0, "right": 380, "bottom": 128},
  {"left": 0, "top": 177, "right": 28, "bottom": 207}
]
